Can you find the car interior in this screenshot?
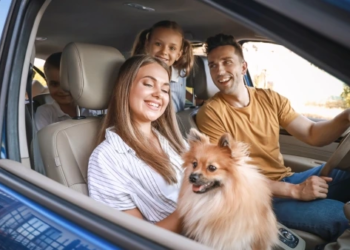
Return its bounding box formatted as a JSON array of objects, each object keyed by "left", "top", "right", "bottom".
[{"left": 1, "top": 0, "right": 350, "bottom": 249}]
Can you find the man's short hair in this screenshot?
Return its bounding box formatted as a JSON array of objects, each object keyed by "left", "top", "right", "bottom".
[
  {"left": 44, "top": 52, "right": 62, "bottom": 74},
  {"left": 205, "top": 34, "right": 244, "bottom": 60}
]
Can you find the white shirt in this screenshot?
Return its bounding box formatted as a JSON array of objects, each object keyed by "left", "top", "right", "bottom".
[
  {"left": 87, "top": 127, "right": 184, "bottom": 223},
  {"left": 35, "top": 101, "right": 103, "bottom": 131}
]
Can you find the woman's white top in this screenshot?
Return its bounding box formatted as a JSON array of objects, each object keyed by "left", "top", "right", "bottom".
[{"left": 88, "top": 128, "right": 184, "bottom": 223}]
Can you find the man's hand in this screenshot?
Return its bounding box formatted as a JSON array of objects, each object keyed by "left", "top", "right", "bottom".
[{"left": 293, "top": 176, "right": 332, "bottom": 201}]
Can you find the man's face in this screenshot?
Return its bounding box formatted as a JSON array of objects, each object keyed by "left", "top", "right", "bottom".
[
  {"left": 207, "top": 45, "right": 247, "bottom": 95},
  {"left": 45, "top": 67, "right": 73, "bottom": 105}
]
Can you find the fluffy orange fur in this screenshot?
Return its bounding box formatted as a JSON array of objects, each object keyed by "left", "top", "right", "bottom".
[{"left": 177, "top": 129, "right": 278, "bottom": 250}]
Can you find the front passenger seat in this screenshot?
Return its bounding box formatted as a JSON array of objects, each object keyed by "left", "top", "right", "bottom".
[{"left": 38, "top": 43, "right": 125, "bottom": 195}]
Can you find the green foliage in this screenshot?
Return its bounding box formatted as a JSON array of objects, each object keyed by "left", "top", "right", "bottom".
[{"left": 341, "top": 86, "right": 350, "bottom": 108}]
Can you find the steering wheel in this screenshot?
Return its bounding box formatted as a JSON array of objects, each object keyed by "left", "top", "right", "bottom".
[{"left": 320, "top": 132, "right": 350, "bottom": 176}]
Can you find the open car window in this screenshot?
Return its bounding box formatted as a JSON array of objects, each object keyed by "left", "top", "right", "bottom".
[{"left": 243, "top": 41, "right": 348, "bottom": 121}]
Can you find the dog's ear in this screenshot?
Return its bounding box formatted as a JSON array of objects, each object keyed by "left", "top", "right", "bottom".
[
  {"left": 218, "top": 133, "right": 249, "bottom": 157},
  {"left": 218, "top": 133, "right": 232, "bottom": 148},
  {"left": 187, "top": 128, "right": 210, "bottom": 144}
]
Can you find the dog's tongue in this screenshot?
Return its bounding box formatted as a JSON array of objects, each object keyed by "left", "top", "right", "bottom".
[{"left": 192, "top": 185, "right": 204, "bottom": 192}]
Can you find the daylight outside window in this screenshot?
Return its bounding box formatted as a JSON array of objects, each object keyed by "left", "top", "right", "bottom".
[{"left": 242, "top": 42, "right": 349, "bottom": 120}]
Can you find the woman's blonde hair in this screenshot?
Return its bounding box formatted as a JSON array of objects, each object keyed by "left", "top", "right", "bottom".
[
  {"left": 98, "top": 55, "right": 185, "bottom": 184},
  {"left": 131, "top": 20, "right": 194, "bottom": 77}
]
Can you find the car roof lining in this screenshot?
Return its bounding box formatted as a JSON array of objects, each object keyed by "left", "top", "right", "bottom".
[{"left": 35, "top": 0, "right": 262, "bottom": 59}]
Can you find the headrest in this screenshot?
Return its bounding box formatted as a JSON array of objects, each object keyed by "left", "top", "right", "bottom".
[
  {"left": 187, "top": 56, "right": 218, "bottom": 100},
  {"left": 60, "top": 43, "right": 125, "bottom": 110}
]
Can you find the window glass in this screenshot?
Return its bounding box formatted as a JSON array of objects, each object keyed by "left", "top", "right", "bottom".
[
  {"left": 193, "top": 44, "right": 206, "bottom": 56},
  {"left": 33, "top": 58, "right": 46, "bottom": 86},
  {"left": 242, "top": 42, "right": 348, "bottom": 120}
]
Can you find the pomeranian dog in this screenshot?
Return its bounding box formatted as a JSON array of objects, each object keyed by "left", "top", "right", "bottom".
[{"left": 177, "top": 129, "right": 278, "bottom": 250}]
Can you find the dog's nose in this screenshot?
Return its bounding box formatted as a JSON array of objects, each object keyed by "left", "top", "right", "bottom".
[{"left": 189, "top": 173, "right": 200, "bottom": 183}]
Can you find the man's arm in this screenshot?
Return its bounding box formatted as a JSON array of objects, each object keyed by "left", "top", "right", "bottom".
[
  {"left": 285, "top": 109, "right": 350, "bottom": 147},
  {"left": 268, "top": 176, "right": 332, "bottom": 200}
]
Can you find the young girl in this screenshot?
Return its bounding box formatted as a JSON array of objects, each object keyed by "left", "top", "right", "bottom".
[
  {"left": 88, "top": 55, "right": 186, "bottom": 232},
  {"left": 131, "top": 20, "right": 202, "bottom": 112}
]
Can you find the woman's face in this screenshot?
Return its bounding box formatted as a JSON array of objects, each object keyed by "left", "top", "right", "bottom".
[
  {"left": 129, "top": 62, "right": 170, "bottom": 125},
  {"left": 146, "top": 27, "right": 183, "bottom": 67}
]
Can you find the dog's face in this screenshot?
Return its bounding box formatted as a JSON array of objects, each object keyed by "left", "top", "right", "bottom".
[{"left": 182, "top": 129, "right": 248, "bottom": 194}]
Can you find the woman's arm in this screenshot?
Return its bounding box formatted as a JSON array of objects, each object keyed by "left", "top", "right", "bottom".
[{"left": 124, "top": 208, "right": 182, "bottom": 233}]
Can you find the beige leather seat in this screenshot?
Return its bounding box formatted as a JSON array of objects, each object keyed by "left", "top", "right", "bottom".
[
  {"left": 177, "top": 56, "right": 327, "bottom": 249},
  {"left": 176, "top": 56, "right": 219, "bottom": 137},
  {"left": 38, "top": 42, "right": 125, "bottom": 195}
]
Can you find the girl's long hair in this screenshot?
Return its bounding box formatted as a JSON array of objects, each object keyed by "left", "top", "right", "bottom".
[
  {"left": 131, "top": 20, "right": 194, "bottom": 77},
  {"left": 98, "top": 55, "right": 185, "bottom": 184}
]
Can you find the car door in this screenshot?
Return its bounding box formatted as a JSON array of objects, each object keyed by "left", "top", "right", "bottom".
[{"left": 0, "top": 1, "right": 211, "bottom": 249}]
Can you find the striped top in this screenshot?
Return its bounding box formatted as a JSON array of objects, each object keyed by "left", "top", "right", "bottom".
[
  {"left": 87, "top": 127, "right": 184, "bottom": 223},
  {"left": 170, "top": 68, "right": 187, "bottom": 113}
]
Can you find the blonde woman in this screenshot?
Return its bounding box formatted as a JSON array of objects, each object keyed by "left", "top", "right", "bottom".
[{"left": 88, "top": 55, "right": 186, "bottom": 233}]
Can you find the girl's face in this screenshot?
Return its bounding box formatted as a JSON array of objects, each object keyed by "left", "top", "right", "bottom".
[
  {"left": 129, "top": 62, "right": 170, "bottom": 125},
  {"left": 146, "top": 27, "right": 183, "bottom": 67}
]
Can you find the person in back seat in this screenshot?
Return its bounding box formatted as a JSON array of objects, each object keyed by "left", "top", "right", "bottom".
[
  {"left": 88, "top": 55, "right": 186, "bottom": 233},
  {"left": 35, "top": 52, "right": 100, "bottom": 131},
  {"left": 131, "top": 20, "right": 203, "bottom": 112},
  {"left": 196, "top": 34, "right": 350, "bottom": 244}
]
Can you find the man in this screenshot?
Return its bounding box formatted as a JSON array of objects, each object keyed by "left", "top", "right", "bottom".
[{"left": 196, "top": 34, "right": 350, "bottom": 243}]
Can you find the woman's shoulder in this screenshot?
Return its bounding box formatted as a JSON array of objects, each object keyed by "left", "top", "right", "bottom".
[{"left": 89, "top": 129, "right": 136, "bottom": 169}]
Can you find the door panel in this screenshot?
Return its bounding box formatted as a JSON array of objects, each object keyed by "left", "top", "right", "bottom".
[
  {"left": 280, "top": 135, "right": 338, "bottom": 172},
  {"left": 280, "top": 135, "right": 338, "bottom": 162},
  {"left": 0, "top": 159, "right": 212, "bottom": 250},
  {"left": 283, "top": 154, "right": 325, "bottom": 173}
]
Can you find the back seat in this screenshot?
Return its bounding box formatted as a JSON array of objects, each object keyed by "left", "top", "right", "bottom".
[
  {"left": 177, "top": 56, "right": 219, "bottom": 137},
  {"left": 32, "top": 93, "right": 53, "bottom": 113},
  {"left": 38, "top": 42, "right": 125, "bottom": 194}
]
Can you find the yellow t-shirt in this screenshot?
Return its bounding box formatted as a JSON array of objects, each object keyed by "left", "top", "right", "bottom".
[{"left": 196, "top": 87, "right": 299, "bottom": 181}]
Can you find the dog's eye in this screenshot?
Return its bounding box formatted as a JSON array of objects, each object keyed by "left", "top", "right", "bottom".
[
  {"left": 208, "top": 165, "right": 217, "bottom": 172},
  {"left": 193, "top": 162, "right": 198, "bottom": 168}
]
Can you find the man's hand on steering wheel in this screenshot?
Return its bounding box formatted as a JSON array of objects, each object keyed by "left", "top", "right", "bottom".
[{"left": 293, "top": 176, "right": 333, "bottom": 201}]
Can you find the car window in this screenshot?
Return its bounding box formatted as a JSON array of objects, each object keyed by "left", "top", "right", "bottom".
[
  {"left": 193, "top": 43, "right": 206, "bottom": 56},
  {"left": 33, "top": 58, "right": 46, "bottom": 86},
  {"left": 0, "top": 1, "right": 12, "bottom": 41},
  {"left": 242, "top": 42, "right": 348, "bottom": 120}
]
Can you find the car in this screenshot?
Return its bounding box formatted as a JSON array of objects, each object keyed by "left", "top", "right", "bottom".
[{"left": 1, "top": 0, "right": 350, "bottom": 249}]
